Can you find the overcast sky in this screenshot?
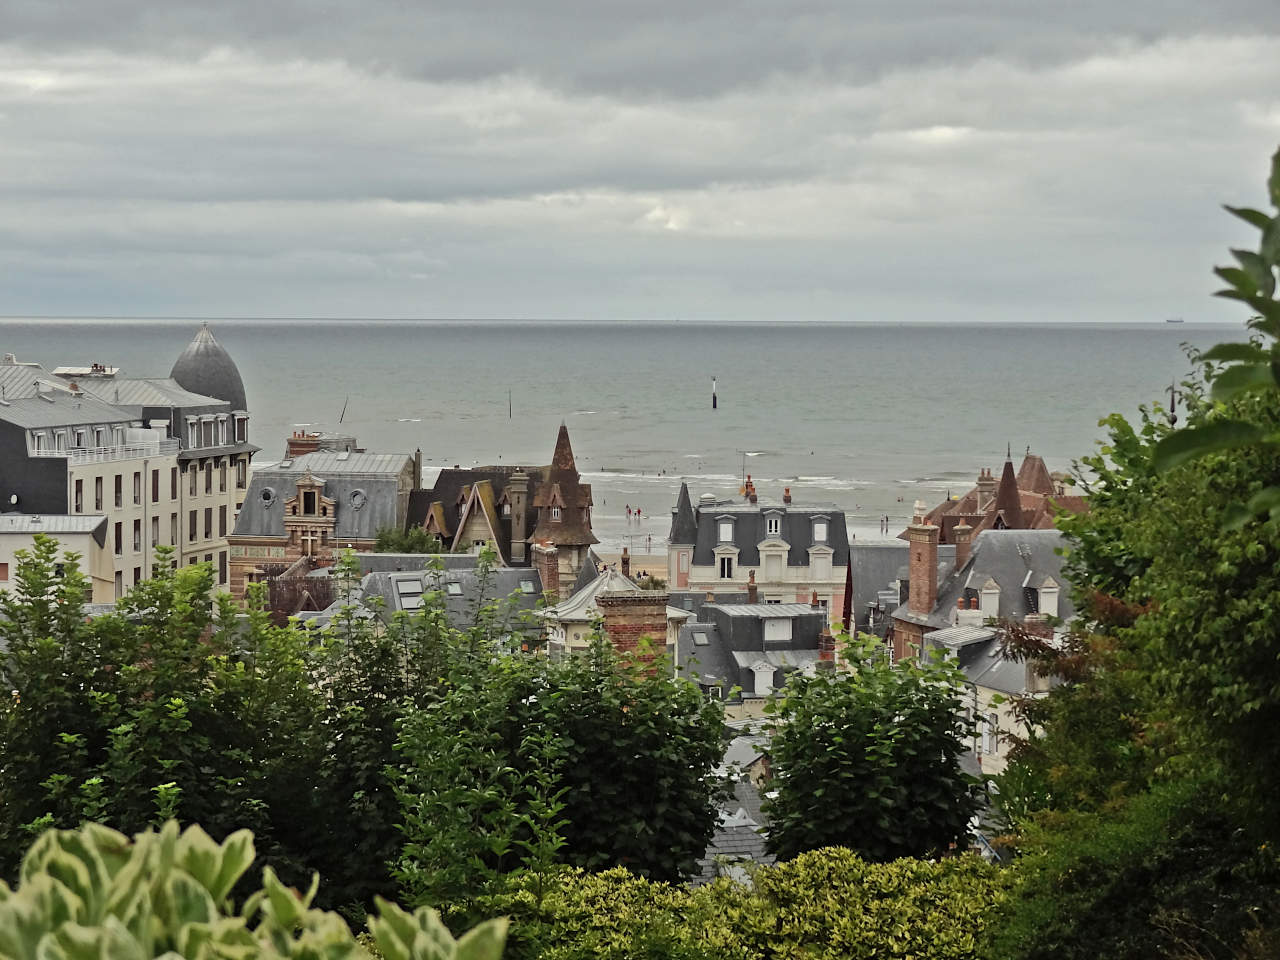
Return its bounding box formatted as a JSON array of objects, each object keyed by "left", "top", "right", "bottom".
[{"left": 2, "top": 2, "right": 1278, "bottom": 322}]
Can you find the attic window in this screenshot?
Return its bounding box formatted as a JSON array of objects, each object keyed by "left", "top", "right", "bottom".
[
  {"left": 718, "top": 519, "right": 733, "bottom": 542},
  {"left": 519, "top": 580, "right": 536, "bottom": 594},
  {"left": 813, "top": 520, "right": 828, "bottom": 543},
  {"left": 693, "top": 631, "right": 709, "bottom": 646},
  {"left": 766, "top": 516, "right": 781, "bottom": 537},
  {"left": 551, "top": 506, "right": 561, "bottom": 521},
  {"left": 446, "top": 582, "right": 463, "bottom": 596},
  {"left": 502, "top": 503, "right": 511, "bottom": 517}
]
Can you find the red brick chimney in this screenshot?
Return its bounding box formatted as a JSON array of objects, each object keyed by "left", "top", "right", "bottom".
[
  {"left": 747, "top": 570, "right": 758, "bottom": 603},
  {"left": 783, "top": 486, "right": 792, "bottom": 504},
  {"left": 976, "top": 468, "right": 997, "bottom": 512},
  {"left": 532, "top": 543, "right": 560, "bottom": 601},
  {"left": 818, "top": 624, "right": 836, "bottom": 664},
  {"left": 810, "top": 589, "right": 820, "bottom": 610},
  {"left": 953, "top": 519, "right": 973, "bottom": 570},
  {"left": 620, "top": 546, "right": 631, "bottom": 578},
  {"left": 906, "top": 500, "right": 940, "bottom": 617},
  {"left": 596, "top": 590, "right": 670, "bottom": 671}
]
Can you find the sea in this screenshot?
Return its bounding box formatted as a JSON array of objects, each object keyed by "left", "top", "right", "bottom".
[{"left": 0, "top": 319, "right": 1229, "bottom": 554}]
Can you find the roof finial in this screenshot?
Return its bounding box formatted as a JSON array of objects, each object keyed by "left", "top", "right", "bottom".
[{"left": 1006, "top": 442, "right": 1011, "bottom": 460}]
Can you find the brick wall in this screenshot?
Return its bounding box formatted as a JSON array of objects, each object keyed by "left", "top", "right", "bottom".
[{"left": 596, "top": 589, "right": 670, "bottom": 669}]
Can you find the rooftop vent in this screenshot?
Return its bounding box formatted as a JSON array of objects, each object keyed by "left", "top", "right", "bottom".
[
  {"left": 699, "top": 493, "right": 718, "bottom": 505},
  {"left": 336, "top": 451, "right": 351, "bottom": 461}
]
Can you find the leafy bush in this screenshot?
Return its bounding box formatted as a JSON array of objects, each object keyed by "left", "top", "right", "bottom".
[
  {"left": 763, "top": 635, "right": 980, "bottom": 862},
  {"left": 0, "top": 819, "right": 505, "bottom": 960},
  {"left": 480, "top": 848, "right": 1003, "bottom": 960},
  {"left": 987, "top": 780, "right": 1280, "bottom": 960}
]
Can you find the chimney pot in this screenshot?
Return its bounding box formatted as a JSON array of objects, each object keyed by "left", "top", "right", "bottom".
[
  {"left": 747, "top": 570, "right": 758, "bottom": 603},
  {"left": 706, "top": 589, "right": 715, "bottom": 603},
  {"left": 811, "top": 589, "right": 819, "bottom": 609},
  {"left": 970, "top": 597, "right": 979, "bottom": 609},
  {"left": 783, "top": 486, "right": 791, "bottom": 504},
  {"left": 621, "top": 546, "right": 631, "bottom": 578},
  {"left": 958, "top": 598, "right": 965, "bottom": 609}
]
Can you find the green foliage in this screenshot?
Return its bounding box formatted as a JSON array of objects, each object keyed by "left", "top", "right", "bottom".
[
  {"left": 394, "top": 638, "right": 727, "bottom": 912},
  {"left": 762, "top": 635, "right": 979, "bottom": 862},
  {"left": 988, "top": 780, "right": 1280, "bottom": 960},
  {"left": 1150, "top": 146, "right": 1280, "bottom": 528},
  {"left": 374, "top": 527, "right": 444, "bottom": 554},
  {"left": 0, "top": 819, "right": 505, "bottom": 960},
  {"left": 481, "top": 849, "right": 1003, "bottom": 960}
]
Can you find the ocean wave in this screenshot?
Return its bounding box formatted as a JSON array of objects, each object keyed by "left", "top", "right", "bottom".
[
  {"left": 397, "top": 418, "right": 422, "bottom": 423},
  {"left": 572, "top": 410, "right": 597, "bottom": 415}
]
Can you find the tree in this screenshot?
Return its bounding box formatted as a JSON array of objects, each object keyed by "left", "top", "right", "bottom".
[
  {"left": 375, "top": 526, "right": 444, "bottom": 553},
  {"left": 394, "top": 636, "right": 727, "bottom": 912},
  {"left": 762, "top": 635, "right": 979, "bottom": 862}
]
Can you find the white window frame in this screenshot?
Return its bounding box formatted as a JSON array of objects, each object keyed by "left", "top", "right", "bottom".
[
  {"left": 766, "top": 515, "right": 781, "bottom": 537},
  {"left": 812, "top": 518, "right": 829, "bottom": 544},
  {"left": 717, "top": 518, "right": 734, "bottom": 543},
  {"left": 719, "top": 556, "right": 734, "bottom": 579}
]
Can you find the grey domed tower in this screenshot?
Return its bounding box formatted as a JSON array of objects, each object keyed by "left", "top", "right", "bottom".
[{"left": 170, "top": 324, "right": 248, "bottom": 410}]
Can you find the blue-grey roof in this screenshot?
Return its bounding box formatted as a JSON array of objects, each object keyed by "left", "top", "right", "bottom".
[
  {"left": 694, "top": 780, "right": 774, "bottom": 885},
  {"left": 82, "top": 378, "right": 227, "bottom": 410},
  {"left": 893, "top": 529, "right": 1072, "bottom": 630},
  {"left": 234, "top": 453, "right": 411, "bottom": 542},
  {"left": 0, "top": 360, "right": 46, "bottom": 400},
  {"left": 169, "top": 326, "right": 247, "bottom": 411},
  {"left": 0, "top": 392, "right": 134, "bottom": 430},
  {"left": 849, "top": 542, "right": 953, "bottom": 628},
  {"left": 689, "top": 499, "right": 849, "bottom": 568}
]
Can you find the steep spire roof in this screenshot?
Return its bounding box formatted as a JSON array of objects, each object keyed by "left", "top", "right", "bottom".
[
  {"left": 169, "top": 325, "right": 247, "bottom": 411},
  {"left": 992, "top": 457, "right": 1023, "bottom": 529},
  {"left": 669, "top": 483, "right": 697, "bottom": 544},
  {"left": 551, "top": 421, "right": 576, "bottom": 471},
  {"left": 1016, "top": 453, "right": 1056, "bottom": 496}
]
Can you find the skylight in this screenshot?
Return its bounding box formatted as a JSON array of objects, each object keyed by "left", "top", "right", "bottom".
[
  {"left": 693, "top": 632, "right": 709, "bottom": 646},
  {"left": 446, "top": 582, "right": 463, "bottom": 596},
  {"left": 519, "top": 580, "right": 537, "bottom": 594}
]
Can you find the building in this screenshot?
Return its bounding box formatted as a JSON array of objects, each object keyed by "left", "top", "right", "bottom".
[
  {"left": 674, "top": 586, "right": 833, "bottom": 703},
  {"left": 888, "top": 523, "right": 1074, "bottom": 771},
  {"left": 667, "top": 478, "right": 849, "bottom": 613},
  {"left": 405, "top": 423, "right": 598, "bottom": 594},
  {"left": 0, "top": 514, "right": 115, "bottom": 603},
  {"left": 900, "top": 450, "right": 1086, "bottom": 545},
  {"left": 227, "top": 450, "right": 420, "bottom": 599},
  {"left": 541, "top": 553, "right": 638, "bottom": 655},
  {"left": 0, "top": 326, "right": 256, "bottom": 597}
]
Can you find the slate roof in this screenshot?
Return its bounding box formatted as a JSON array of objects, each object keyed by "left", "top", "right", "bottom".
[
  {"left": 0, "top": 393, "right": 135, "bottom": 430},
  {"left": 0, "top": 513, "right": 108, "bottom": 545},
  {"left": 303, "top": 558, "right": 543, "bottom": 638},
  {"left": 694, "top": 779, "right": 774, "bottom": 885},
  {"left": 849, "top": 542, "right": 953, "bottom": 630},
  {"left": 677, "top": 601, "right": 825, "bottom": 697},
  {"left": 669, "top": 483, "right": 698, "bottom": 544},
  {"left": 530, "top": 424, "right": 597, "bottom": 547},
  {"left": 893, "top": 529, "right": 1073, "bottom": 630},
  {"left": 0, "top": 360, "right": 47, "bottom": 401},
  {"left": 543, "top": 565, "right": 639, "bottom": 623},
  {"left": 233, "top": 451, "right": 411, "bottom": 542},
  {"left": 81, "top": 378, "right": 226, "bottom": 410},
  {"left": 687, "top": 498, "right": 850, "bottom": 568},
  {"left": 409, "top": 465, "right": 542, "bottom": 552},
  {"left": 169, "top": 326, "right": 248, "bottom": 411}
]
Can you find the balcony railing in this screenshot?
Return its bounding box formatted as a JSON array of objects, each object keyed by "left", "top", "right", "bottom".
[{"left": 31, "top": 439, "right": 180, "bottom": 465}]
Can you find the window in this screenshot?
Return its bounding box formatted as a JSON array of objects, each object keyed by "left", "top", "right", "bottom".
[
  {"left": 219, "top": 461, "right": 227, "bottom": 492},
  {"left": 218, "top": 418, "right": 227, "bottom": 445},
  {"left": 187, "top": 420, "right": 197, "bottom": 447},
  {"left": 151, "top": 469, "right": 160, "bottom": 503},
  {"left": 693, "top": 631, "right": 709, "bottom": 646},
  {"left": 551, "top": 506, "right": 561, "bottom": 521},
  {"left": 719, "top": 556, "right": 734, "bottom": 579},
  {"left": 94, "top": 428, "right": 105, "bottom": 447},
  {"left": 766, "top": 516, "right": 781, "bottom": 537},
  {"left": 303, "top": 491, "right": 316, "bottom": 515},
  {"left": 151, "top": 516, "right": 159, "bottom": 548},
  {"left": 189, "top": 511, "right": 197, "bottom": 542},
  {"left": 218, "top": 505, "right": 226, "bottom": 537},
  {"left": 679, "top": 552, "right": 689, "bottom": 573},
  {"left": 983, "top": 713, "right": 999, "bottom": 755},
  {"left": 54, "top": 432, "right": 65, "bottom": 451},
  {"left": 446, "top": 582, "right": 463, "bottom": 596},
  {"left": 0, "top": 562, "right": 8, "bottom": 580},
  {"left": 114, "top": 475, "right": 123, "bottom": 508},
  {"left": 31, "top": 432, "right": 42, "bottom": 452},
  {"left": 170, "top": 467, "right": 178, "bottom": 500},
  {"left": 133, "top": 567, "right": 141, "bottom": 586},
  {"left": 218, "top": 551, "right": 227, "bottom": 584},
  {"left": 204, "top": 507, "right": 213, "bottom": 539},
  {"left": 235, "top": 417, "right": 247, "bottom": 443},
  {"left": 813, "top": 519, "right": 828, "bottom": 543},
  {"left": 706, "top": 685, "right": 722, "bottom": 701},
  {"left": 202, "top": 420, "right": 214, "bottom": 448},
  {"left": 204, "top": 462, "right": 212, "bottom": 494},
  {"left": 718, "top": 519, "right": 733, "bottom": 542},
  {"left": 502, "top": 502, "right": 511, "bottom": 517},
  {"left": 519, "top": 580, "right": 537, "bottom": 594},
  {"left": 95, "top": 477, "right": 103, "bottom": 511},
  {"left": 114, "top": 522, "right": 122, "bottom": 556},
  {"left": 170, "top": 513, "right": 178, "bottom": 545},
  {"left": 114, "top": 571, "right": 123, "bottom": 599},
  {"left": 132, "top": 472, "right": 141, "bottom": 505},
  {"left": 74, "top": 479, "right": 83, "bottom": 512},
  {"left": 204, "top": 553, "right": 212, "bottom": 565},
  {"left": 236, "top": 458, "right": 247, "bottom": 489},
  {"left": 132, "top": 519, "right": 141, "bottom": 552},
  {"left": 74, "top": 429, "right": 85, "bottom": 447},
  {"left": 189, "top": 466, "right": 197, "bottom": 496}
]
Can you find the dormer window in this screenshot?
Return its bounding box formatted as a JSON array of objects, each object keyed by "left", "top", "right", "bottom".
[
  {"left": 813, "top": 519, "right": 828, "bottom": 543},
  {"left": 718, "top": 519, "right": 734, "bottom": 543},
  {"left": 551, "top": 506, "right": 561, "bottom": 521},
  {"left": 766, "top": 515, "right": 781, "bottom": 537},
  {"left": 502, "top": 503, "right": 511, "bottom": 517},
  {"left": 303, "top": 491, "right": 317, "bottom": 515}
]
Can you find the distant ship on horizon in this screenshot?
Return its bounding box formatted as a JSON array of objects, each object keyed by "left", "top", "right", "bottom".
[{"left": 1166, "top": 316, "right": 1185, "bottom": 323}]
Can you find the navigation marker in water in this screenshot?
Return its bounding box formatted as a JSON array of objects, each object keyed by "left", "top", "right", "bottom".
[{"left": 712, "top": 376, "right": 717, "bottom": 410}]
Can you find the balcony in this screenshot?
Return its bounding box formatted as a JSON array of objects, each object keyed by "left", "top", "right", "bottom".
[{"left": 31, "top": 439, "right": 180, "bottom": 465}]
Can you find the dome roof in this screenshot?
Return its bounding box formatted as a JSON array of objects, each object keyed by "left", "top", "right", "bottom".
[{"left": 169, "top": 325, "right": 247, "bottom": 411}]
